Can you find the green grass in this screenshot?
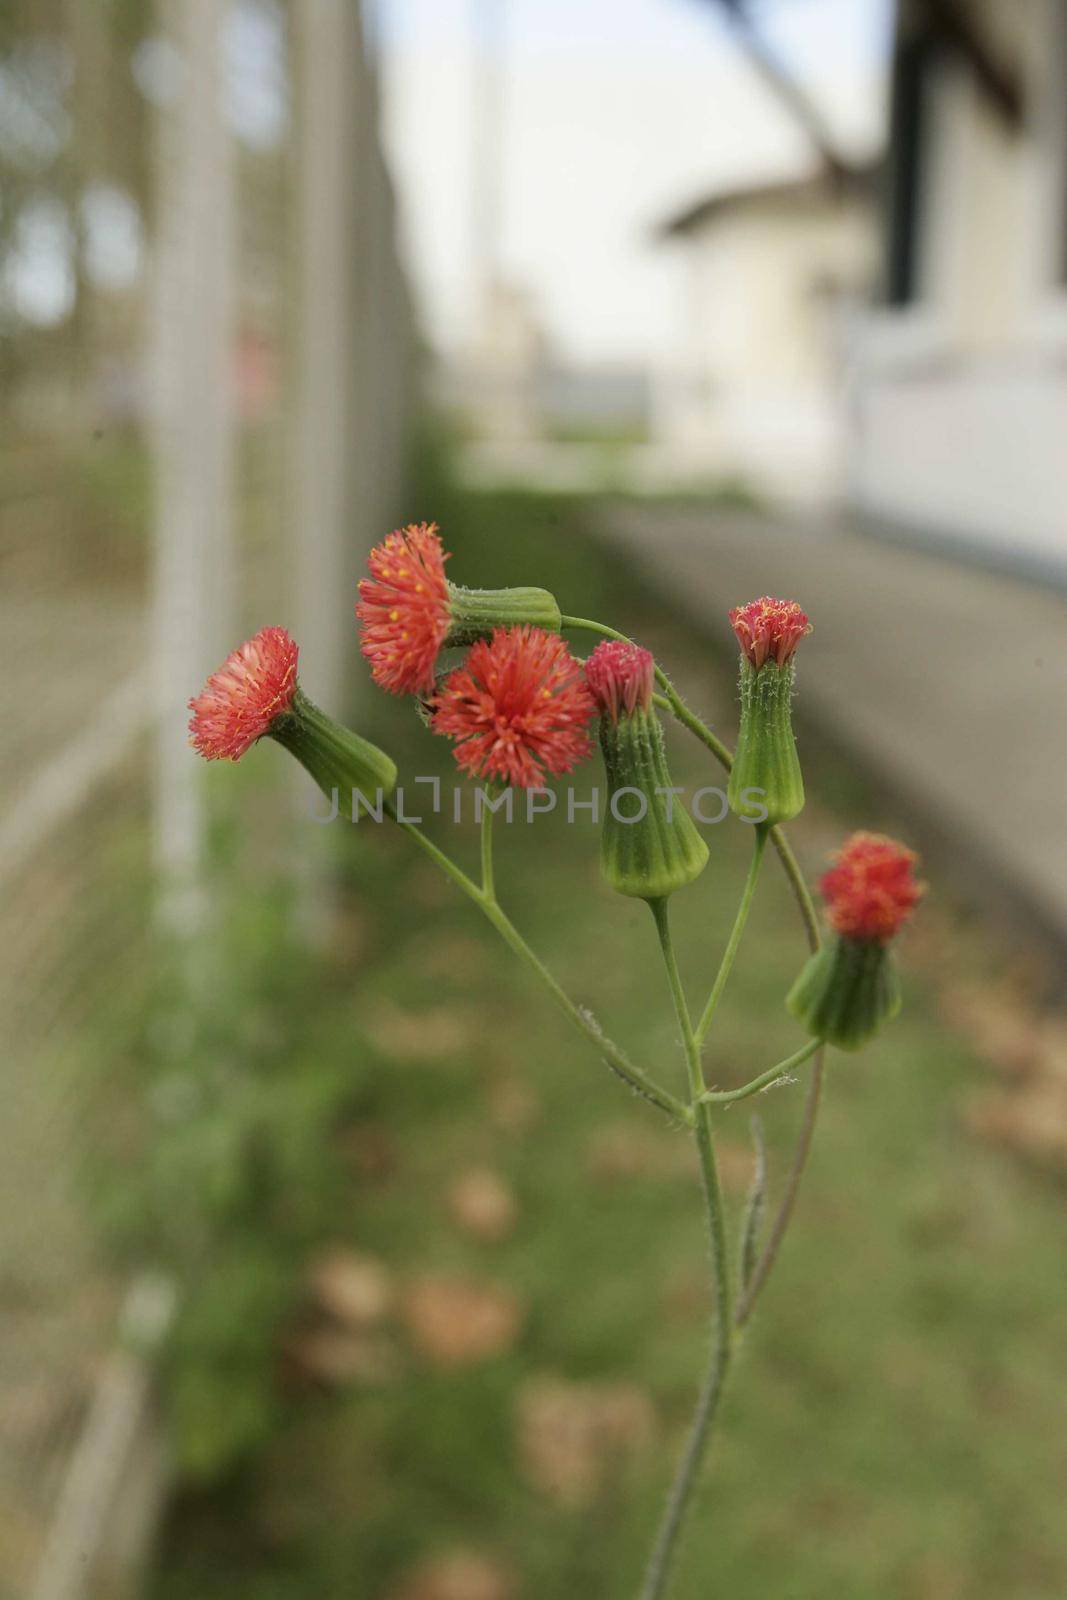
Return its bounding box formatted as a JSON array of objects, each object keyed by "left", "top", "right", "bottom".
[{"left": 146, "top": 481, "right": 1067, "bottom": 1600}]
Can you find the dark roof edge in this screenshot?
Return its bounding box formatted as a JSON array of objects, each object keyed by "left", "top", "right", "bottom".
[{"left": 658, "top": 157, "right": 883, "bottom": 240}]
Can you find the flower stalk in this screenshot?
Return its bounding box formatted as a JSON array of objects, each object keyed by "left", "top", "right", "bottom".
[
  {"left": 189, "top": 547, "right": 920, "bottom": 1600},
  {"left": 699, "top": 1037, "right": 821, "bottom": 1105},
  {"left": 643, "top": 896, "right": 734, "bottom": 1600}
]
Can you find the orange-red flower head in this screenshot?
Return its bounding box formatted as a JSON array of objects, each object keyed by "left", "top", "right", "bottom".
[
  {"left": 729, "top": 596, "right": 810, "bottom": 669},
  {"left": 188, "top": 626, "right": 298, "bottom": 761},
  {"left": 821, "top": 832, "right": 925, "bottom": 943},
  {"left": 585, "top": 639, "right": 655, "bottom": 722},
  {"left": 357, "top": 522, "right": 451, "bottom": 695},
  {"left": 431, "top": 626, "right": 596, "bottom": 788}
]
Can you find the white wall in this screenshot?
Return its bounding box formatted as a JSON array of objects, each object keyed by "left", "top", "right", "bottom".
[
  {"left": 658, "top": 192, "right": 876, "bottom": 503},
  {"left": 848, "top": 0, "right": 1067, "bottom": 574},
  {"left": 849, "top": 345, "right": 1067, "bottom": 571}
]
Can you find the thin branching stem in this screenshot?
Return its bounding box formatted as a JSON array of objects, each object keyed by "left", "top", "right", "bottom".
[
  {"left": 695, "top": 826, "right": 767, "bottom": 1045},
  {"left": 479, "top": 790, "right": 495, "bottom": 901},
  {"left": 699, "top": 1037, "right": 820, "bottom": 1106},
  {"left": 386, "top": 803, "right": 692, "bottom": 1124},
  {"left": 643, "top": 897, "right": 733, "bottom": 1600}
]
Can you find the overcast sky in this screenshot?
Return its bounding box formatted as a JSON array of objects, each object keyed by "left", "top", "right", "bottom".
[{"left": 376, "top": 0, "right": 891, "bottom": 365}]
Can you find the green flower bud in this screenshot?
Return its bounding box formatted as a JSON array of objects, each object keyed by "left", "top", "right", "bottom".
[
  {"left": 786, "top": 934, "right": 901, "bottom": 1051},
  {"left": 725, "top": 597, "right": 810, "bottom": 827},
  {"left": 727, "top": 658, "right": 804, "bottom": 826},
  {"left": 786, "top": 832, "right": 925, "bottom": 1050},
  {"left": 586, "top": 640, "right": 708, "bottom": 901}
]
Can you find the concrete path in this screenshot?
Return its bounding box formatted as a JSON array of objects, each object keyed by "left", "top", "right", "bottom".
[{"left": 600, "top": 504, "right": 1067, "bottom": 947}]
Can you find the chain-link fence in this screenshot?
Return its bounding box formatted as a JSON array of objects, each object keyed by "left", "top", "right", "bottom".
[{"left": 0, "top": 3, "right": 416, "bottom": 1594}]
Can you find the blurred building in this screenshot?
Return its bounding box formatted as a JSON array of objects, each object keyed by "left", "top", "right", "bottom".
[
  {"left": 439, "top": 277, "right": 651, "bottom": 465},
  {"left": 439, "top": 279, "right": 548, "bottom": 441},
  {"left": 849, "top": 0, "right": 1067, "bottom": 580},
  {"left": 655, "top": 162, "right": 879, "bottom": 503}
]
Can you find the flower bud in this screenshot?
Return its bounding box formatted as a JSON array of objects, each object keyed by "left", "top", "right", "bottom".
[
  {"left": 586, "top": 641, "right": 708, "bottom": 901},
  {"left": 786, "top": 832, "right": 924, "bottom": 1050},
  {"left": 725, "top": 597, "right": 810, "bottom": 827},
  {"left": 188, "top": 627, "right": 396, "bottom": 804}
]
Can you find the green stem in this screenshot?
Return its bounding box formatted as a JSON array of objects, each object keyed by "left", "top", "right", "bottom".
[
  {"left": 694, "top": 827, "right": 768, "bottom": 1046},
  {"left": 699, "top": 1038, "right": 820, "bottom": 1106},
  {"left": 479, "top": 791, "right": 495, "bottom": 901},
  {"left": 644, "top": 897, "right": 733, "bottom": 1600},
  {"left": 386, "top": 804, "right": 692, "bottom": 1125}
]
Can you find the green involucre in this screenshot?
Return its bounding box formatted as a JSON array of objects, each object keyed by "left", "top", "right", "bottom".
[
  {"left": 786, "top": 933, "right": 902, "bottom": 1051},
  {"left": 446, "top": 584, "right": 562, "bottom": 644},
  {"left": 598, "top": 707, "right": 709, "bottom": 900},
  {"left": 270, "top": 688, "right": 397, "bottom": 805},
  {"left": 727, "top": 658, "right": 804, "bottom": 827}
]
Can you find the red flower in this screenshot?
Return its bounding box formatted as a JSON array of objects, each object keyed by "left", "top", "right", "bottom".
[
  {"left": 585, "top": 639, "right": 655, "bottom": 722},
  {"left": 729, "top": 596, "right": 810, "bottom": 669},
  {"left": 357, "top": 522, "right": 452, "bottom": 694},
  {"left": 188, "top": 626, "right": 299, "bottom": 761},
  {"left": 821, "top": 832, "right": 925, "bottom": 943},
  {"left": 432, "top": 626, "right": 596, "bottom": 788}
]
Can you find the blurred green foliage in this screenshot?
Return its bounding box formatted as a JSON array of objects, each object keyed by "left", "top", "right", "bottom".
[{"left": 89, "top": 870, "right": 376, "bottom": 1477}]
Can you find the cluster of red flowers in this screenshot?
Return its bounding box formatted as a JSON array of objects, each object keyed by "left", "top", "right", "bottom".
[
  {"left": 584, "top": 639, "right": 655, "bottom": 723},
  {"left": 356, "top": 522, "right": 452, "bottom": 696},
  {"left": 188, "top": 626, "right": 299, "bottom": 761},
  {"left": 821, "top": 832, "right": 925, "bottom": 943},
  {"left": 356, "top": 523, "right": 597, "bottom": 787},
  {"left": 186, "top": 545, "right": 923, "bottom": 958},
  {"left": 188, "top": 525, "right": 822, "bottom": 799},
  {"left": 729, "top": 596, "right": 810, "bottom": 670}
]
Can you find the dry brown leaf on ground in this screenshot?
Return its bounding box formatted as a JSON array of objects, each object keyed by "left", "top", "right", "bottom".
[
  {"left": 710, "top": 1136, "right": 759, "bottom": 1195},
  {"left": 306, "top": 1249, "right": 394, "bottom": 1328},
  {"left": 365, "top": 999, "right": 476, "bottom": 1061},
  {"left": 284, "top": 1325, "right": 402, "bottom": 1388},
  {"left": 447, "top": 1168, "right": 518, "bottom": 1242},
  {"left": 385, "top": 1551, "right": 518, "bottom": 1600},
  {"left": 516, "top": 1375, "right": 656, "bottom": 1508},
  {"left": 938, "top": 982, "right": 1041, "bottom": 1077},
  {"left": 339, "top": 1121, "right": 399, "bottom": 1185},
  {"left": 660, "top": 1266, "right": 710, "bottom": 1323},
  {"left": 401, "top": 1275, "right": 525, "bottom": 1368},
  {"left": 906, "top": 1554, "right": 968, "bottom": 1600},
  {"left": 964, "top": 1080, "right": 1067, "bottom": 1166},
  {"left": 585, "top": 1122, "right": 696, "bottom": 1185},
  {"left": 411, "top": 933, "right": 490, "bottom": 984},
  {"left": 487, "top": 1074, "right": 541, "bottom": 1135},
  {"left": 1033, "top": 1018, "right": 1067, "bottom": 1083}
]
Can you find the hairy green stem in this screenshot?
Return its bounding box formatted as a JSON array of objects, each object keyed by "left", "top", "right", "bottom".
[
  {"left": 479, "top": 791, "right": 495, "bottom": 900},
  {"left": 695, "top": 826, "right": 767, "bottom": 1046},
  {"left": 700, "top": 1037, "right": 820, "bottom": 1106},
  {"left": 644, "top": 897, "right": 733, "bottom": 1600},
  {"left": 386, "top": 804, "right": 692, "bottom": 1124}
]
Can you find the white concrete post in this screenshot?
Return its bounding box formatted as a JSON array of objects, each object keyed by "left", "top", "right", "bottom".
[
  {"left": 150, "top": 0, "right": 236, "bottom": 933},
  {"left": 292, "top": 0, "right": 365, "bottom": 718}
]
